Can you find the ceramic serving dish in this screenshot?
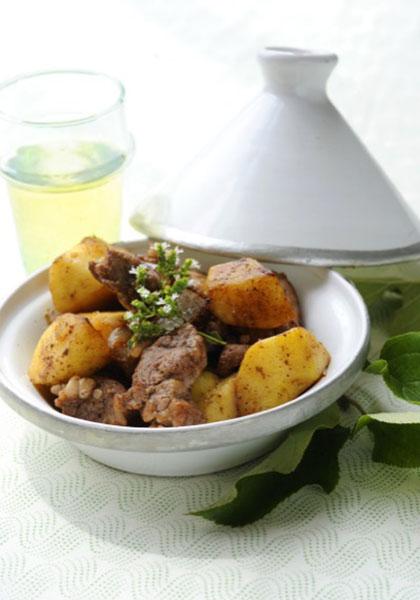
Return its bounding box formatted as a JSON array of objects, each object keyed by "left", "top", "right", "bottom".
[{"left": 0, "top": 240, "right": 369, "bottom": 476}]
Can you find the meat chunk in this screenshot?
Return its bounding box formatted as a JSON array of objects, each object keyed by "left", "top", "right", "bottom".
[
  {"left": 90, "top": 247, "right": 208, "bottom": 327},
  {"left": 178, "top": 288, "right": 209, "bottom": 326},
  {"left": 188, "top": 270, "right": 208, "bottom": 297},
  {"left": 217, "top": 343, "right": 249, "bottom": 377},
  {"left": 51, "top": 376, "right": 127, "bottom": 425},
  {"left": 89, "top": 246, "right": 160, "bottom": 310},
  {"left": 140, "top": 380, "right": 204, "bottom": 427},
  {"left": 139, "top": 245, "right": 159, "bottom": 263},
  {"left": 201, "top": 317, "right": 231, "bottom": 340},
  {"left": 89, "top": 246, "right": 140, "bottom": 309},
  {"left": 122, "top": 324, "right": 207, "bottom": 427},
  {"left": 132, "top": 324, "right": 207, "bottom": 394},
  {"left": 108, "top": 325, "right": 147, "bottom": 376}
]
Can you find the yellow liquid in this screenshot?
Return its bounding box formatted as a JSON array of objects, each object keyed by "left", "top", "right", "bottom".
[{"left": 4, "top": 141, "right": 126, "bottom": 272}]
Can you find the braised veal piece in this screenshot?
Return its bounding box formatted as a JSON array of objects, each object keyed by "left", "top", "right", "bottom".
[
  {"left": 52, "top": 376, "right": 127, "bottom": 425},
  {"left": 30, "top": 237, "right": 330, "bottom": 428},
  {"left": 217, "top": 344, "right": 249, "bottom": 377},
  {"left": 120, "top": 324, "right": 207, "bottom": 427},
  {"left": 89, "top": 246, "right": 143, "bottom": 310}
]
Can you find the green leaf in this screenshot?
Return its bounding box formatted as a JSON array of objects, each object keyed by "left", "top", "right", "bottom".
[
  {"left": 191, "top": 404, "right": 350, "bottom": 526},
  {"left": 365, "top": 359, "right": 388, "bottom": 375},
  {"left": 340, "top": 262, "right": 420, "bottom": 338},
  {"left": 354, "top": 412, "right": 420, "bottom": 467},
  {"left": 366, "top": 285, "right": 403, "bottom": 327},
  {"left": 365, "top": 332, "right": 420, "bottom": 404}
]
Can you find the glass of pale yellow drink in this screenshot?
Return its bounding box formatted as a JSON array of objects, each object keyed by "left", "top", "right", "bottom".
[{"left": 0, "top": 70, "right": 134, "bottom": 272}]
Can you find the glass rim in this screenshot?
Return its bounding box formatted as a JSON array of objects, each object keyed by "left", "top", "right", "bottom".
[{"left": 0, "top": 69, "right": 126, "bottom": 127}]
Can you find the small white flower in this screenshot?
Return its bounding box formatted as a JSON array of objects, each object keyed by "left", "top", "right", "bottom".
[
  {"left": 156, "top": 297, "right": 167, "bottom": 306},
  {"left": 137, "top": 286, "right": 151, "bottom": 298},
  {"left": 190, "top": 259, "right": 201, "bottom": 270},
  {"left": 162, "top": 304, "right": 172, "bottom": 315},
  {"left": 174, "top": 246, "right": 183, "bottom": 256},
  {"left": 171, "top": 292, "right": 179, "bottom": 301},
  {"left": 124, "top": 311, "right": 133, "bottom": 320},
  {"left": 154, "top": 241, "right": 170, "bottom": 252},
  {"left": 158, "top": 316, "right": 183, "bottom": 331},
  {"left": 129, "top": 266, "right": 138, "bottom": 275}
]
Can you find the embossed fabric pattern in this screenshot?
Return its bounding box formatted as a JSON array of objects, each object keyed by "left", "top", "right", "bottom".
[{"left": 1, "top": 373, "right": 420, "bottom": 599}]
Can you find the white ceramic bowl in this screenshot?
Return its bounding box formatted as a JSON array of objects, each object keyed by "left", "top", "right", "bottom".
[{"left": 0, "top": 241, "right": 369, "bottom": 476}]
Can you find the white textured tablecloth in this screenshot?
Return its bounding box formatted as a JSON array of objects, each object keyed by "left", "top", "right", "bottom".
[
  {"left": 0, "top": 0, "right": 420, "bottom": 598},
  {"left": 1, "top": 376, "right": 420, "bottom": 599}
]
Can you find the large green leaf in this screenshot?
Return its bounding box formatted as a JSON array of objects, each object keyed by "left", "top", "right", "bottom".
[
  {"left": 192, "top": 403, "right": 349, "bottom": 526},
  {"left": 354, "top": 412, "right": 420, "bottom": 467},
  {"left": 366, "top": 332, "right": 420, "bottom": 404}
]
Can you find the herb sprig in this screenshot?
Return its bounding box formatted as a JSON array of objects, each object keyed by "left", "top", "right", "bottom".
[
  {"left": 125, "top": 242, "right": 199, "bottom": 345},
  {"left": 198, "top": 331, "right": 227, "bottom": 346}
]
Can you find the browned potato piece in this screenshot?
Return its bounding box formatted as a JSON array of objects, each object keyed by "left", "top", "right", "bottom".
[
  {"left": 191, "top": 370, "right": 220, "bottom": 404},
  {"left": 80, "top": 311, "right": 126, "bottom": 342},
  {"left": 49, "top": 237, "right": 116, "bottom": 313},
  {"left": 196, "top": 375, "right": 238, "bottom": 423},
  {"left": 29, "top": 314, "right": 111, "bottom": 386},
  {"left": 236, "top": 327, "right": 330, "bottom": 416},
  {"left": 206, "top": 258, "right": 300, "bottom": 328}
]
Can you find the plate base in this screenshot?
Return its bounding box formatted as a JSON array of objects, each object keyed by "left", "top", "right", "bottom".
[{"left": 73, "top": 433, "right": 284, "bottom": 476}]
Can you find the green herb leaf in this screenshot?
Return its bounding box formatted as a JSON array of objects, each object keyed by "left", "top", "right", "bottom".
[
  {"left": 354, "top": 412, "right": 420, "bottom": 467},
  {"left": 364, "top": 332, "right": 420, "bottom": 404},
  {"left": 191, "top": 403, "right": 349, "bottom": 526}
]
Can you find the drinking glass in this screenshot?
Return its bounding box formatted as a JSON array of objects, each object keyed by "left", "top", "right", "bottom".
[{"left": 0, "top": 70, "right": 134, "bottom": 272}]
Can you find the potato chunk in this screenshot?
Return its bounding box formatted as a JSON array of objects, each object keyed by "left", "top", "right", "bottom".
[
  {"left": 29, "top": 314, "right": 111, "bottom": 386},
  {"left": 206, "top": 258, "right": 300, "bottom": 328},
  {"left": 236, "top": 327, "right": 330, "bottom": 416},
  {"left": 80, "top": 311, "right": 126, "bottom": 342},
  {"left": 196, "top": 375, "right": 238, "bottom": 423},
  {"left": 49, "top": 237, "right": 116, "bottom": 313},
  {"left": 191, "top": 370, "right": 220, "bottom": 404}
]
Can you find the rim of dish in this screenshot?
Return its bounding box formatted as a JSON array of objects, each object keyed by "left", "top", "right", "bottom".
[{"left": 0, "top": 69, "right": 125, "bottom": 127}]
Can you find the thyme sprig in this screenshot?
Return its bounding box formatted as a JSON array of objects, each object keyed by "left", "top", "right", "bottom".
[
  {"left": 125, "top": 242, "right": 200, "bottom": 345},
  {"left": 198, "top": 331, "right": 227, "bottom": 346}
]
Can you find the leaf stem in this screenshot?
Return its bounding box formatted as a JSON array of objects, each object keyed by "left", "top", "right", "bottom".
[{"left": 198, "top": 331, "right": 227, "bottom": 346}]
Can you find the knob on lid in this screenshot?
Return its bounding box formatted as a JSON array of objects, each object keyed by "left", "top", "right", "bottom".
[{"left": 131, "top": 47, "right": 420, "bottom": 266}]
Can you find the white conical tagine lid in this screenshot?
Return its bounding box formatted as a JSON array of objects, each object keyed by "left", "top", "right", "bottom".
[{"left": 131, "top": 47, "right": 420, "bottom": 266}]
